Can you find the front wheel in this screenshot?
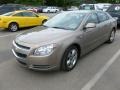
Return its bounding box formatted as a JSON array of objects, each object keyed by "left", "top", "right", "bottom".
[
  {"left": 107, "top": 30, "right": 115, "bottom": 43},
  {"left": 47, "top": 10, "right": 50, "bottom": 13},
  {"left": 42, "top": 19, "right": 47, "bottom": 24},
  {"left": 8, "top": 23, "right": 19, "bottom": 32},
  {"left": 61, "top": 46, "right": 79, "bottom": 71}
]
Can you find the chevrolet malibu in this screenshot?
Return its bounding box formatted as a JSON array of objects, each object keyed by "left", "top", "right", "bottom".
[
  {"left": 12, "top": 10, "right": 117, "bottom": 71},
  {"left": 0, "top": 10, "right": 48, "bottom": 32}
]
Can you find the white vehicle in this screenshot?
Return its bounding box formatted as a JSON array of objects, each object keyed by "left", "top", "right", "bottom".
[
  {"left": 80, "top": 3, "right": 111, "bottom": 11},
  {"left": 80, "top": 4, "right": 100, "bottom": 10},
  {"left": 43, "top": 7, "right": 60, "bottom": 13},
  {"left": 95, "top": 3, "right": 111, "bottom": 11},
  {"left": 67, "top": 6, "right": 79, "bottom": 11}
]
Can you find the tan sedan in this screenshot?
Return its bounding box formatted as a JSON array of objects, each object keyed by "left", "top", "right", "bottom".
[{"left": 12, "top": 10, "right": 117, "bottom": 71}]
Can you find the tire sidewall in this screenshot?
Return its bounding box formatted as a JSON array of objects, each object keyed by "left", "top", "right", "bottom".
[
  {"left": 61, "top": 46, "right": 79, "bottom": 71},
  {"left": 108, "top": 30, "right": 115, "bottom": 43},
  {"left": 8, "top": 23, "right": 18, "bottom": 32}
]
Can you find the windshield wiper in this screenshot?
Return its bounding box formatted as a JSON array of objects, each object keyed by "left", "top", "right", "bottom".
[{"left": 52, "top": 26, "right": 69, "bottom": 30}]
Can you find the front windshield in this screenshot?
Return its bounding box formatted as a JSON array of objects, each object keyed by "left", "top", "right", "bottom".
[
  {"left": 44, "top": 12, "right": 86, "bottom": 30},
  {"left": 2, "top": 12, "right": 14, "bottom": 16}
]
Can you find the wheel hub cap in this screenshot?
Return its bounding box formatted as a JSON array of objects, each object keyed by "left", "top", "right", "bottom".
[
  {"left": 11, "top": 24, "right": 17, "bottom": 31},
  {"left": 110, "top": 31, "right": 115, "bottom": 41},
  {"left": 66, "top": 49, "right": 78, "bottom": 68}
]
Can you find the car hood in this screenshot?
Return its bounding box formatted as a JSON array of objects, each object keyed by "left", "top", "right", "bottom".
[{"left": 15, "top": 27, "right": 73, "bottom": 45}]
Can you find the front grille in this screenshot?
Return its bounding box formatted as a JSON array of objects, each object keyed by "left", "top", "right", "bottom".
[
  {"left": 15, "top": 52, "right": 27, "bottom": 58},
  {"left": 15, "top": 42, "right": 30, "bottom": 50}
]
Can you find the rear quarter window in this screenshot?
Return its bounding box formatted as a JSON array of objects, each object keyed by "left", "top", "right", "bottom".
[
  {"left": 13, "top": 12, "right": 23, "bottom": 16},
  {"left": 97, "top": 12, "right": 110, "bottom": 23}
]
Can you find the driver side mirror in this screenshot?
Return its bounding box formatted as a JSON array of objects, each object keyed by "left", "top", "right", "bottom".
[{"left": 84, "top": 23, "right": 96, "bottom": 29}]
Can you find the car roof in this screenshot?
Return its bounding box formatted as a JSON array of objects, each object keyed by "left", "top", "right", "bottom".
[{"left": 9, "top": 10, "right": 34, "bottom": 14}]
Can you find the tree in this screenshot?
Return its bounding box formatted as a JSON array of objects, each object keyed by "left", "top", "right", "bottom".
[
  {"left": 15, "top": 0, "right": 44, "bottom": 5},
  {"left": 1, "top": 0, "right": 119, "bottom": 6}
]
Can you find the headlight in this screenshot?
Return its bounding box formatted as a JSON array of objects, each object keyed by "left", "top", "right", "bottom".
[{"left": 34, "top": 44, "right": 56, "bottom": 56}]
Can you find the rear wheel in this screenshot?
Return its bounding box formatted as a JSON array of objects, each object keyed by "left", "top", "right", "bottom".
[
  {"left": 8, "top": 23, "right": 19, "bottom": 32},
  {"left": 107, "top": 30, "right": 115, "bottom": 43},
  {"left": 61, "top": 46, "right": 79, "bottom": 71},
  {"left": 55, "top": 10, "right": 57, "bottom": 13}
]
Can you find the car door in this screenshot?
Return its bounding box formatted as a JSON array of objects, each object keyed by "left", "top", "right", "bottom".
[
  {"left": 52, "top": 7, "right": 56, "bottom": 12},
  {"left": 96, "top": 11, "right": 111, "bottom": 41},
  {"left": 83, "top": 13, "right": 102, "bottom": 53},
  {"left": 12, "top": 12, "right": 27, "bottom": 27},
  {"left": 28, "top": 12, "right": 40, "bottom": 26},
  {"left": 22, "top": 12, "right": 39, "bottom": 26}
]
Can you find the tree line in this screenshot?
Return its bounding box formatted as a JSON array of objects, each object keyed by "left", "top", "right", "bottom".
[{"left": 0, "top": 0, "right": 119, "bottom": 6}]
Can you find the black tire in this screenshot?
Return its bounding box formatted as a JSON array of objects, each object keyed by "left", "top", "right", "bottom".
[
  {"left": 61, "top": 46, "right": 79, "bottom": 71},
  {"left": 8, "top": 23, "right": 19, "bottom": 32},
  {"left": 42, "top": 19, "right": 47, "bottom": 24},
  {"left": 107, "top": 30, "right": 115, "bottom": 43}
]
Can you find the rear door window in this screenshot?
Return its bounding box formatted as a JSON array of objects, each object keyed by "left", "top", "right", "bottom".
[
  {"left": 22, "top": 12, "right": 37, "bottom": 17},
  {"left": 13, "top": 12, "right": 23, "bottom": 16}
]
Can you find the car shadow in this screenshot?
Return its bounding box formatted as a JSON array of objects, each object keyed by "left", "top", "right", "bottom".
[
  {"left": 16, "top": 62, "right": 64, "bottom": 76},
  {"left": 0, "top": 26, "right": 39, "bottom": 33}
]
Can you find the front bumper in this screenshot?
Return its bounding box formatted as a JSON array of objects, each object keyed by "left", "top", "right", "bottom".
[{"left": 12, "top": 41, "right": 60, "bottom": 71}]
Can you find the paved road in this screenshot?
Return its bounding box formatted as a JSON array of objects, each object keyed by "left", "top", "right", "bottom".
[
  {"left": 0, "top": 27, "right": 120, "bottom": 90},
  {"left": 0, "top": 13, "right": 120, "bottom": 90}
]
